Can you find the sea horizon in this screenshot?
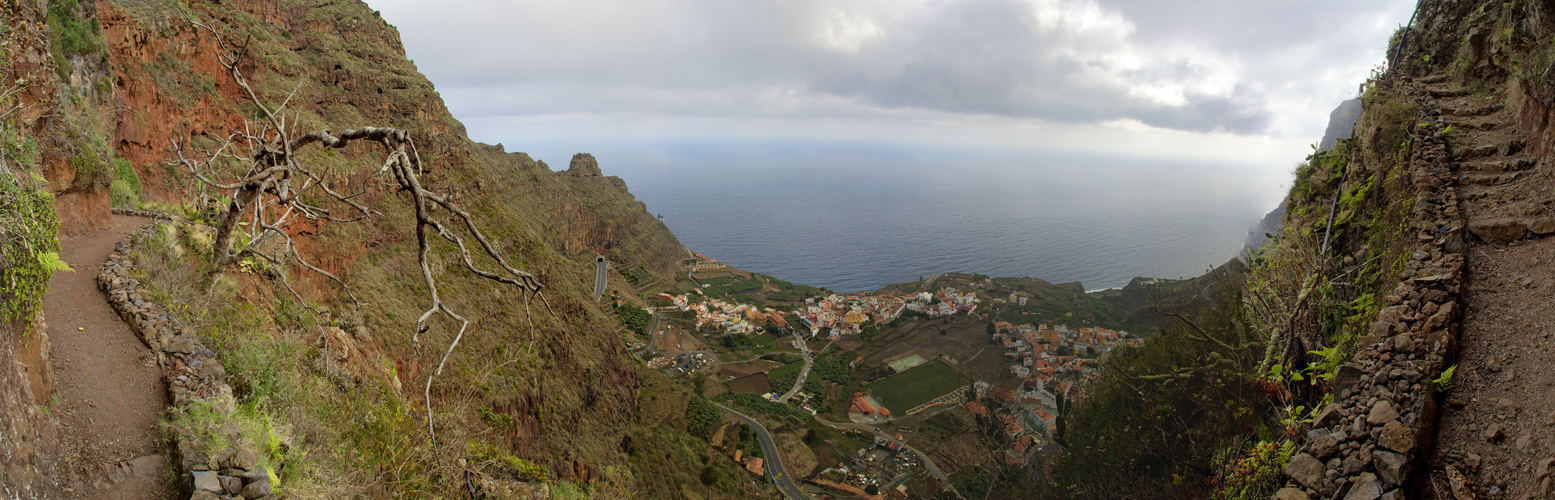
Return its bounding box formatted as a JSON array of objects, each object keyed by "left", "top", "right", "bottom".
[{"left": 588, "top": 143, "right": 1287, "bottom": 294}]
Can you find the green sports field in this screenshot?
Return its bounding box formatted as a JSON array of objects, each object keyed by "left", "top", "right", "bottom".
[{"left": 868, "top": 360, "right": 968, "bottom": 415}]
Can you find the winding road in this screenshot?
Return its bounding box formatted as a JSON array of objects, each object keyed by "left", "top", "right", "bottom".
[{"left": 716, "top": 403, "right": 809, "bottom": 499}]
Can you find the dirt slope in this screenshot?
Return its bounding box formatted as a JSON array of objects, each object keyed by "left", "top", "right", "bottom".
[{"left": 40, "top": 215, "right": 169, "bottom": 499}]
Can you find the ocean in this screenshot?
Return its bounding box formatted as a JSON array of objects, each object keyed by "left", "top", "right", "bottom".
[{"left": 605, "top": 145, "right": 1286, "bottom": 293}]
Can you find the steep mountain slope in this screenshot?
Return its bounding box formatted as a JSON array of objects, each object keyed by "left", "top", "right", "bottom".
[{"left": 0, "top": 0, "right": 778, "bottom": 498}]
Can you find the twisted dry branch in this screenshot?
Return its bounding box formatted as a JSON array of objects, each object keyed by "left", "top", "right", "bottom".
[{"left": 178, "top": 20, "right": 547, "bottom": 444}]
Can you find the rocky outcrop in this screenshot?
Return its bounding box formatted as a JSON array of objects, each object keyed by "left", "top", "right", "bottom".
[
  {"left": 567, "top": 153, "right": 603, "bottom": 177},
  {"left": 97, "top": 222, "right": 276, "bottom": 500},
  {"left": 1319, "top": 99, "right": 1364, "bottom": 153}
]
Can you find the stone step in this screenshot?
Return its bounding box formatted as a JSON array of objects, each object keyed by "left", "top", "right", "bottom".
[
  {"left": 1466, "top": 216, "right": 1555, "bottom": 243},
  {"left": 1459, "top": 157, "right": 1538, "bottom": 173},
  {"left": 1419, "top": 74, "right": 1449, "bottom": 84},
  {"left": 1428, "top": 88, "right": 1471, "bottom": 98},
  {"left": 1459, "top": 171, "right": 1526, "bottom": 186},
  {"left": 1454, "top": 140, "right": 1526, "bottom": 160},
  {"left": 1443, "top": 103, "right": 1504, "bottom": 117},
  {"left": 1444, "top": 117, "right": 1502, "bottom": 132},
  {"left": 1459, "top": 185, "right": 1544, "bottom": 216},
  {"left": 1455, "top": 144, "right": 1501, "bottom": 160}
]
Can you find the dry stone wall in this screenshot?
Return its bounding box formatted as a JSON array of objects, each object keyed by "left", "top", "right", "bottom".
[
  {"left": 97, "top": 220, "right": 278, "bottom": 500},
  {"left": 1276, "top": 78, "right": 1467, "bottom": 500}
]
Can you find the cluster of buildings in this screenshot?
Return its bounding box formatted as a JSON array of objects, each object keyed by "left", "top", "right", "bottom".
[
  {"left": 799, "top": 293, "right": 909, "bottom": 337},
  {"left": 691, "top": 253, "right": 726, "bottom": 271},
  {"left": 659, "top": 294, "right": 788, "bottom": 335},
  {"left": 814, "top": 439, "right": 917, "bottom": 499},
  {"left": 950, "top": 323, "right": 1143, "bottom": 465},
  {"left": 991, "top": 323, "right": 1139, "bottom": 380},
  {"left": 731, "top": 450, "right": 764, "bottom": 476},
  {"left": 646, "top": 353, "right": 711, "bottom": 375},
  {"left": 909, "top": 288, "right": 980, "bottom": 317},
  {"left": 799, "top": 287, "right": 984, "bottom": 338},
  {"left": 662, "top": 285, "right": 988, "bottom": 341},
  {"left": 964, "top": 386, "right": 1052, "bottom": 467}
]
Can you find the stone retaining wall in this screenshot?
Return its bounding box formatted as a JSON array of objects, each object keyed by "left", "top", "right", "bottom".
[
  {"left": 97, "top": 220, "right": 278, "bottom": 500},
  {"left": 1276, "top": 84, "right": 1467, "bottom": 499}
]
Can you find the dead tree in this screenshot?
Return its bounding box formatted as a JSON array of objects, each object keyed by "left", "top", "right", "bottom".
[{"left": 174, "top": 21, "right": 550, "bottom": 442}]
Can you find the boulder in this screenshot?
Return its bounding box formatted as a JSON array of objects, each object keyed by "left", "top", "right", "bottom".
[
  {"left": 1374, "top": 450, "right": 1407, "bottom": 486},
  {"left": 191, "top": 470, "right": 223, "bottom": 493},
  {"left": 1531, "top": 217, "right": 1555, "bottom": 235},
  {"left": 1315, "top": 403, "right": 1344, "bottom": 428},
  {"left": 1309, "top": 429, "right": 1341, "bottom": 459},
  {"left": 1367, "top": 400, "right": 1400, "bottom": 425},
  {"left": 220, "top": 475, "right": 243, "bottom": 495},
  {"left": 1333, "top": 365, "right": 1366, "bottom": 394},
  {"left": 242, "top": 476, "right": 273, "bottom": 499},
  {"left": 1484, "top": 423, "right": 1506, "bottom": 442},
  {"left": 1379, "top": 420, "right": 1415, "bottom": 454},
  {"left": 1467, "top": 217, "right": 1527, "bottom": 244},
  {"left": 167, "top": 335, "right": 199, "bottom": 354},
  {"left": 1344, "top": 472, "right": 1383, "bottom": 500},
  {"left": 1272, "top": 487, "right": 1310, "bottom": 500},
  {"left": 1423, "top": 302, "right": 1456, "bottom": 332},
  {"left": 1343, "top": 453, "right": 1370, "bottom": 475},
  {"left": 1284, "top": 453, "right": 1325, "bottom": 489}
]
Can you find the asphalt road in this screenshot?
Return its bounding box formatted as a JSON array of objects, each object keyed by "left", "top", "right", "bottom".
[
  {"left": 716, "top": 404, "right": 810, "bottom": 500},
  {"left": 593, "top": 257, "right": 608, "bottom": 301},
  {"left": 814, "top": 417, "right": 965, "bottom": 499},
  {"left": 777, "top": 334, "right": 813, "bottom": 403}
]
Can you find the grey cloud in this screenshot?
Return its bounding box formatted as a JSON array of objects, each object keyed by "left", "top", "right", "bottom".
[{"left": 374, "top": 0, "right": 1413, "bottom": 136}]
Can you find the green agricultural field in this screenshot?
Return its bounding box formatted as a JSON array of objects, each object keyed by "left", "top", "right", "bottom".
[{"left": 867, "top": 360, "right": 967, "bottom": 415}]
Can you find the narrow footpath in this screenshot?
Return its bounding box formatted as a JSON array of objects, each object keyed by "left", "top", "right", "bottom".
[
  {"left": 1419, "top": 74, "right": 1555, "bottom": 499},
  {"left": 41, "top": 215, "right": 170, "bottom": 499}
]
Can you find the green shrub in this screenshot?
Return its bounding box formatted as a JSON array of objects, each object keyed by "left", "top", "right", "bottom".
[
  {"left": 0, "top": 174, "right": 61, "bottom": 322},
  {"left": 109, "top": 159, "right": 142, "bottom": 208},
  {"left": 1211, "top": 440, "right": 1295, "bottom": 500},
  {"left": 684, "top": 397, "right": 719, "bottom": 436}
]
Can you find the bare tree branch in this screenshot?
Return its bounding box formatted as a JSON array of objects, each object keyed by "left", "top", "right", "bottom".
[{"left": 176, "top": 19, "right": 549, "bottom": 445}]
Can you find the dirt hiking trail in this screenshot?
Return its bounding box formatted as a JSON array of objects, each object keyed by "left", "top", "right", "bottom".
[
  {"left": 1420, "top": 74, "right": 1555, "bottom": 499},
  {"left": 41, "top": 214, "right": 171, "bottom": 499}
]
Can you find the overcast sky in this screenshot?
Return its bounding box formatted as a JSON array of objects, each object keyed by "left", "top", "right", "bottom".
[{"left": 368, "top": 0, "right": 1415, "bottom": 177}]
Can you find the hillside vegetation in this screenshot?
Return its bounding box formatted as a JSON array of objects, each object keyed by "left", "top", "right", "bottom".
[{"left": 0, "top": 0, "right": 776, "bottom": 497}]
